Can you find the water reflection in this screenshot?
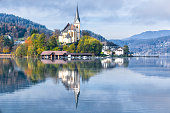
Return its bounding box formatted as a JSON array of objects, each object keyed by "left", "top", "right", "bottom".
[
  {"left": 0, "top": 58, "right": 129, "bottom": 106},
  {"left": 0, "top": 59, "right": 36, "bottom": 94},
  {"left": 128, "top": 57, "right": 170, "bottom": 77},
  {"left": 0, "top": 57, "right": 169, "bottom": 90},
  {"left": 58, "top": 68, "right": 80, "bottom": 108},
  {"left": 1, "top": 57, "right": 169, "bottom": 94},
  {"left": 0, "top": 57, "right": 169, "bottom": 110}
]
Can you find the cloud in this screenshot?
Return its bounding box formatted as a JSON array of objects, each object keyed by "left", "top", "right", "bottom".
[
  {"left": 130, "top": 0, "right": 170, "bottom": 24},
  {"left": 0, "top": 0, "right": 169, "bottom": 39}
]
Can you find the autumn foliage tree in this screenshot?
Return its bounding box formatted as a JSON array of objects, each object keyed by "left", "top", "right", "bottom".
[
  {"left": 15, "top": 34, "right": 103, "bottom": 57},
  {"left": 68, "top": 43, "right": 76, "bottom": 53},
  {"left": 77, "top": 36, "right": 102, "bottom": 55},
  {"left": 46, "top": 35, "right": 58, "bottom": 50}
]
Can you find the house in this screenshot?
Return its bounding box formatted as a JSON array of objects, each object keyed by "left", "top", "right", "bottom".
[
  {"left": 59, "top": 5, "right": 80, "bottom": 44},
  {"left": 114, "top": 47, "right": 124, "bottom": 56},
  {"left": 6, "top": 35, "right": 13, "bottom": 40},
  {"left": 102, "top": 41, "right": 118, "bottom": 55}
]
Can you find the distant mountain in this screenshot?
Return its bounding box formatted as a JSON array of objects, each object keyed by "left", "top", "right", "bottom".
[
  {"left": 110, "top": 36, "right": 170, "bottom": 55},
  {"left": 0, "top": 13, "right": 52, "bottom": 39},
  {"left": 128, "top": 36, "right": 170, "bottom": 55},
  {"left": 125, "top": 30, "right": 170, "bottom": 40}
]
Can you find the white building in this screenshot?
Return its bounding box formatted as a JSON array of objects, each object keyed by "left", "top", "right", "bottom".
[
  {"left": 102, "top": 41, "right": 118, "bottom": 55},
  {"left": 59, "top": 5, "right": 80, "bottom": 44},
  {"left": 114, "top": 47, "right": 124, "bottom": 56}
]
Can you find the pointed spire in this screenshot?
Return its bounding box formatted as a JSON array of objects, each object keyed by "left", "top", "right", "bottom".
[
  {"left": 74, "top": 3, "right": 80, "bottom": 23},
  {"left": 74, "top": 89, "right": 80, "bottom": 109}
]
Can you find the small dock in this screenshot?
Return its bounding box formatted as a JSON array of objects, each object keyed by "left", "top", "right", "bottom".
[
  {"left": 133, "top": 55, "right": 159, "bottom": 57},
  {"left": 0, "top": 54, "right": 12, "bottom": 58}
]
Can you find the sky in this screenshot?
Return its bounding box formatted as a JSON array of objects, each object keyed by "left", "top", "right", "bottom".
[{"left": 0, "top": 0, "right": 170, "bottom": 39}]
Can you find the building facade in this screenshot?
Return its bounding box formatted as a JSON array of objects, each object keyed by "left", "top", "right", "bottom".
[
  {"left": 59, "top": 5, "right": 80, "bottom": 44},
  {"left": 102, "top": 41, "right": 118, "bottom": 55},
  {"left": 114, "top": 47, "right": 124, "bottom": 56}
]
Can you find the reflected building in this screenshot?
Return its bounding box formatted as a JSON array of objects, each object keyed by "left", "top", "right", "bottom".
[
  {"left": 114, "top": 58, "right": 124, "bottom": 66},
  {"left": 101, "top": 58, "right": 116, "bottom": 69},
  {"left": 58, "top": 69, "right": 80, "bottom": 108},
  {"left": 128, "top": 57, "right": 170, "bottom": 77},
  {"left": 101, "top": 58, "right": 129, "bottom": 68},
  {"left": 157, "top": 57, "right": 170, "bottom": 68}
]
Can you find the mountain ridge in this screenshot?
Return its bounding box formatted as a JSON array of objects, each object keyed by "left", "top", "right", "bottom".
[
  {"left": 125, "top": 30, "right": 170, "bottom": 40},
  {"left": 110, "top": 35, "right": 170, "bottom": 55}
]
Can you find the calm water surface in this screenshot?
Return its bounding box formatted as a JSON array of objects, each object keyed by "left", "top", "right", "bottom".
[{"left": 0, "top": 57, "right": 170, "bottom": 113}]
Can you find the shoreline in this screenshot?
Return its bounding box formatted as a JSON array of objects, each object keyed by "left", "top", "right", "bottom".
[{"left": 0, "top": 54, "right": 161, "bottom": 59}]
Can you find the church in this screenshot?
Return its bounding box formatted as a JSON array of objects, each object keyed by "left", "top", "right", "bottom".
[{"left": 59, "top": 5, "right": 81, "bottom": 44}]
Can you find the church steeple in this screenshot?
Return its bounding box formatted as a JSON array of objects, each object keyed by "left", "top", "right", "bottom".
[
  {"left": 74, "top": 4, "right": 80, "bottom": 23},
  {"left": 74, "top": 3, "right": 81, "bottom": 40}
]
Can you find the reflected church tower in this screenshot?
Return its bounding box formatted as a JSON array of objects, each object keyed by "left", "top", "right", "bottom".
[
  {"left": 58, "top": 68, "right": 80, "bottom": 108},
  {"left": 73, "top": 70, "right": 80, "bottom": 108}
]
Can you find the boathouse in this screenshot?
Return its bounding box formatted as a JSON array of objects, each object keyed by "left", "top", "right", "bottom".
[
  {"left": 41, "top": 51, "right": 68, "bottom": 59},
  {"left": 41, "top": 51, "right": 93, "bottom": 59}
]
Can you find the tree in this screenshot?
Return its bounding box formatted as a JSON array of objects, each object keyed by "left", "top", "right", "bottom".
[
  {"left": 63, "top": 45, "right": 68, "bottom": 51},
  {"left": 31, "top": 29, "right": 39, "bottom": 35},
  {"left": 27, "top": 46, "right": 34, "bottom": 56},
  {"left": 0, "top": 36, "right": 4, "bottom": 52},
  {"left": 37, "top": 33, "right": 46, "bottom": 49},
  {"left": 15, "top": 44, "right": 27, "bottom": 57},
  {"left": 53, "top": 47, "right": 61, "bottom": 51},
  {"left": 77, "top": 36, "right": 102, "bottom": 55},
  {"left": 31, "top": 33, "right": 39, "bottom": 56},
  {"left": 68, "top": 43, "right": 76, "bottom": 53},
  {"left": 47, "top": 36, "right": 57, "bottom": 50},
  {"left": 123, "top": 45, "right": 129, "bottom": 56},
  {"left": 29, "top": 33, "right": 47, "bottom": 56},
  {"left": 37, "top": 48, "right": 45, "bottom": 55},
  {"left": 3, "top": 46, "right": 10, "bottom": 54}
]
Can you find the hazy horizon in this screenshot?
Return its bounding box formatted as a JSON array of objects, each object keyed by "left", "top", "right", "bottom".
[{"left": 0, "top": 0, "right": 170, "bottom": 39}]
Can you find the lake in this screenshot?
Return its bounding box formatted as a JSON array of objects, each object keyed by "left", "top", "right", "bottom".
[{"left": 0, "top": 57, "right": 170, "bottom": 113}]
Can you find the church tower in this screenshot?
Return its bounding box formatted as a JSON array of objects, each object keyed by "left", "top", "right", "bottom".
[{"left": 74, "top": 4, "right": 81, "bottom": 41}]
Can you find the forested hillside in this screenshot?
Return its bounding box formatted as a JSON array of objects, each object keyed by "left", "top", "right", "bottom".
[
  {"left": 81, "top": 30, "right": 107, "bottom": 42},
  {"left": 0, "top": 13, "right": 52, "bottom": 39}
]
